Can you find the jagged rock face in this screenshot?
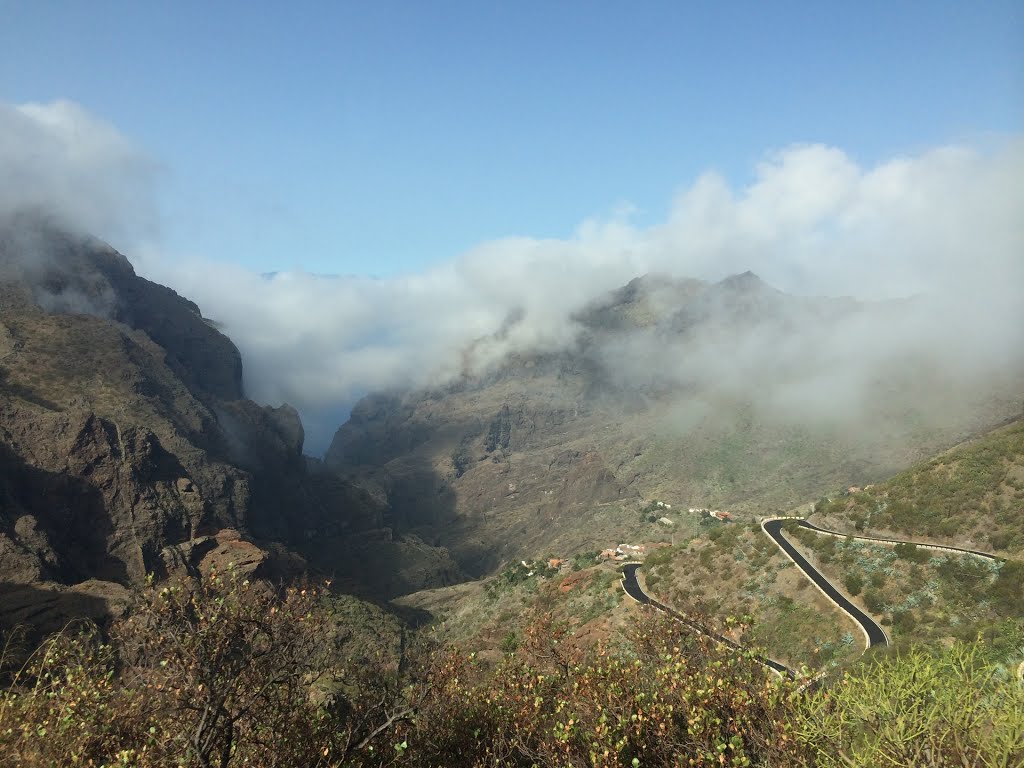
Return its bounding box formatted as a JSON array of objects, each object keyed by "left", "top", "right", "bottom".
[
  {"left": 328, "top": 534, "right": 466, "bottom": 600},
  {"left": 326, "top": 379, "right": 641, "bottom": 575},
  {"left": 0, "top": 579, "right": 131, "bottom": 641},
  {"left": 0, "top": 219, "right": 383, "bottom": 612},
  {"left": 0, "top": 284, "right": 253, "bottom": 590},
  {"left": 158, "top": 528, "right": 306, "bottom": 582},
  {"left": 550, "top": 450, "right": 629, "bottom": 508},
  {"left": 1, "top": 216, "right": 243, "bottom": 401},
  {"left": 328, "top": 395, "right": 427, "bottom": 468},
  {"left": 0, "top": 411, "right": 219, "bottom": 585}
]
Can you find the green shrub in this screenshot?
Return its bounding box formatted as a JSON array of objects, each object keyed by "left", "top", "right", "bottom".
[
  {"left": 992, "top": 560, "right": 1024, "bottom": 614},
  {"left": 450, "top": 438, "right": 479, "bottom": 478},
  {"left": 843, "top": 571, "right": 864, "bottom": 596},
  {"left": 796, "top": 640, "right": 1024, "bottom": 767},
  {"left": 892, "top": 609, "right": 917, "bottom": 634},
  {"left": 571, "top": 551, "right": 600, "bottom": 571},
  {"left": 499, "top": 631, "right": 519, "bottom": 654},
  {"left": 863, "top": 589, "right": 885, "bottom": 613},
  {"left": 894, "top": 542, "right": 931, "bottom": 563}
]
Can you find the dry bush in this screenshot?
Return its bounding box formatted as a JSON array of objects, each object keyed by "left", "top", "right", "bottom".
[
  {"left": 5, "top": 571, "right": 1018, "bottom": 767},
  {"left": 400, "top": 612, "right": 804, "bottom": 767},
  {"left": 0, "top": 569, "right": 414, "bottom": 767}
]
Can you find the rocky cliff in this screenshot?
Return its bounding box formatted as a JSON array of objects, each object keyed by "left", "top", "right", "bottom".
[{"left": 0, "top": 215, "right": 410, "bottom": 629}]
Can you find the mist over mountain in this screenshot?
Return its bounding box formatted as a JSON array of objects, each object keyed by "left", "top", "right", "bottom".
[
  {"left": 3, "top": 100, "right": 1023, "bottom": 457},
  {"left": 153, "top": 138, "right": 1024, "bottom": 456},
  {"left": 574, "top": 271, "right": 1024, "bottom": 436},
  {"left": 320, "top": 269, "right": 1024, "bottom": 575},
  {"left": 0, "top": 101, "right": 157, "bottom": 248}
]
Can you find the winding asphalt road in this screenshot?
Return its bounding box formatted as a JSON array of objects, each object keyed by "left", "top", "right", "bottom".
[
  {"left": 621, "top": 516, "right": 1004, "bottom": 672},
  {"left": 620, "top": 563, "right": 651, "bottom": 605},
  {"left": 620, "top": 563, "right": 794, "bottom": 678},
  {"left": 761, "top": 519, "right": 889, "bottom": 648}
]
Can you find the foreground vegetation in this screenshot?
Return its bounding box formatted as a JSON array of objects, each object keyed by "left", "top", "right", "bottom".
[{"left": 2, "top": 570, "right": 1021, "bottom": 767}]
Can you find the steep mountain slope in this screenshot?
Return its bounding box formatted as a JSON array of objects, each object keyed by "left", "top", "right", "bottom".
[
  {"left": 0, "top": 216, "right": 454, "bottom": 629},
  {"left": 811, "top": 417, "right": 1024, "bottom": 554},
  {"left": 762, "top": 418, "right": 1024, "bottom": 651},
  {"left": 397, "top": 418, "right": 1024, "bottom": 673},
  {"left": 2, "top": 218, "right": 253, "bottom": 587},
  {"left": 326, "top": 273, "right": 1024, "bottom": 576}
]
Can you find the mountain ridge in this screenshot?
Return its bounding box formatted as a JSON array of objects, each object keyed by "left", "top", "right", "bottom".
[
  {"left": 326, "top": 271, "right": 1024, "bottom": 579},
  {"left": 0, "top": 219, "right": 456, "bottom": 631}
]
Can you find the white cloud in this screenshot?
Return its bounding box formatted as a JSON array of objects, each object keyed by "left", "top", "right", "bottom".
[
  {"left": 0, "top": 100, "right": 157, "bottom": 244},
  {"left": 653, "top": 140, "right": 1024, "bottom": 299},
  {"left": 144, "top": 139, "right": 1024, "bottom": 454},
  {"left": 3, "top": 100, "right": 1023, "bottom": 453}
]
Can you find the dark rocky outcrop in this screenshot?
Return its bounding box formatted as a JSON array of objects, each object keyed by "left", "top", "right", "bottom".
[
  {"left": 1, "top": 214, "right": 243, "bottom": 401},
  {"left": 0, "top": 216, "right": 388, "bottom": 631},
  {"left": 0, "top": 580, "right": 130, "bottom": 642}
]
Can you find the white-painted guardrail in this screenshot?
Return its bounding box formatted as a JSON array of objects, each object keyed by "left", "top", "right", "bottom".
[{"left": 794, "top": 521, "right": 1001, "bottom": 561}]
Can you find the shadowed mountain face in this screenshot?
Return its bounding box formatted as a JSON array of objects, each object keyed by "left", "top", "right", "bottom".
[
  {"left": 0, "top": 216, "right": 426, "bottom": 622},
  {"left": 326, "top": 273, "right": 1024, "bottom": 574},
  {"left": 0, "top": 213, "right": 243, "bottom": 402}
]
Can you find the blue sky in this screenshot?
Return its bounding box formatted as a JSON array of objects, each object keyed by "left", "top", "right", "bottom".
[
  {"left": 3, "top": 2, "right": 1023, "bottom": 454},
  {"left": 3, "top": 1, "right": 1021, "bottom": 276}
]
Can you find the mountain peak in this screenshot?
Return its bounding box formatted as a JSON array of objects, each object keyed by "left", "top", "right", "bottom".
[
  {"left": 717, "top": 270, "right": 769, "bottom": 291},
  {"left": 0, "top": 219, "right": 244, "bottom": 401}
]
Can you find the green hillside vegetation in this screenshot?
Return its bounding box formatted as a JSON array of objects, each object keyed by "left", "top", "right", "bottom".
[
  {"left": 785, "top": 523, "right": 1024, "bottom": 647},
  {"left": 641, "top": 521, "right": 859, "bottom": 670},
  {"left": 397, "top": 558, "right": 628, "bottom": 658},
  {"left": 397, "top": 418, "right": 1024, "bottom": 691},
  {"left": 2, "top": 570, "right": 1021, "bottom": 767},
  {"left": 816, "top": 419, "right": 1024, "bottom": 552}
]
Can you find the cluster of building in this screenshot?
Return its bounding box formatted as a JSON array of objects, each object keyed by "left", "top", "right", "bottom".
[
  {"left": 585, "top": 499, "right": 738, "bottom": 566},
  {"left": 599, "top": 543, "right": 646, "bottom": 561},
  {"left": 844, "top": 485, "right": 873, "bottom": 495},
  {"left": 599, "top": 545, "right": 634, "bottom": 561},
  {"left": 689, "top": 507, "right": 733, "bottom": 521},
  {"left": 598, "top": 542, "right": 673, "bottom": 562}
]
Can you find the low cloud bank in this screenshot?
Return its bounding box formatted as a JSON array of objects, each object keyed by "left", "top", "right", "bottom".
[{"left": 3, "top": 101, "right": 1023, "bottom": 454}]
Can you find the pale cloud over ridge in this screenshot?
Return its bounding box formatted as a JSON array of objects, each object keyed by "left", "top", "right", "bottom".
[
  {"left": 3, "top": 100, "right": 1023, "bottom": 452},
  {"left": 0, "top": 100, "right": 158, "bottom": 244}
]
